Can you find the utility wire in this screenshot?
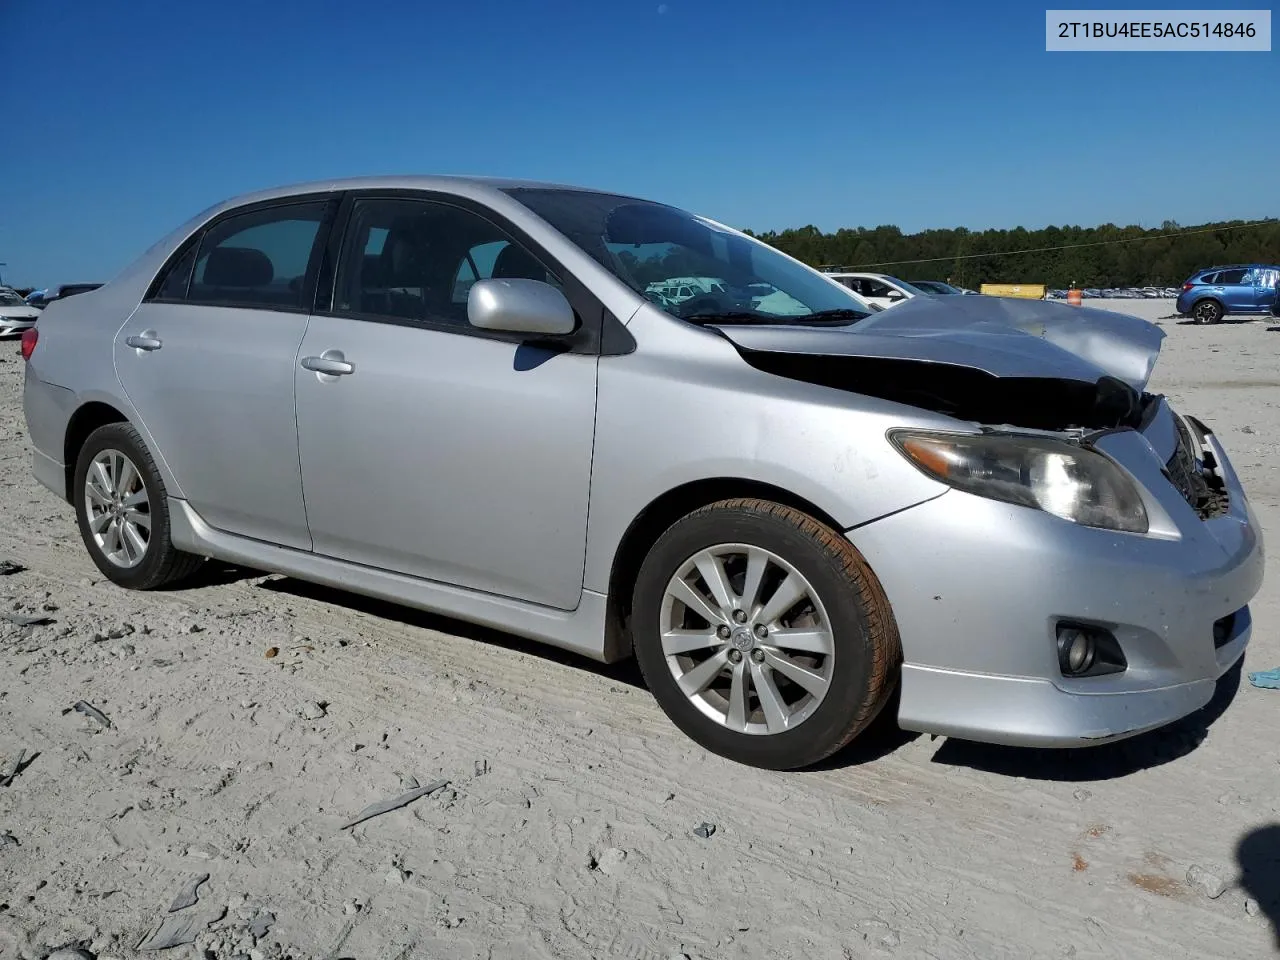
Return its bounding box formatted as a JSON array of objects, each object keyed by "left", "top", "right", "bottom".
[{"left": 830, "top": 218, "right": 1277, "bottom": 270}]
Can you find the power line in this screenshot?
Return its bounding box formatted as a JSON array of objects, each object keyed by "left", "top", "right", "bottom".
[{"left": 834, "top": 218, "right": 1278, "bottom": 270}]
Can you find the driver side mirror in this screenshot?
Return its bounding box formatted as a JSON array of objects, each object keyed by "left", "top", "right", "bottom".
[
  {"left": 467, "top": 278, "right": 576, "bottom": 336},
  {"left": 886, "top": 290, "right": 905, "bottom": 302}
]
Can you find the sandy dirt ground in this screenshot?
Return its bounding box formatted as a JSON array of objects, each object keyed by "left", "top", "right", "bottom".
[{"left": 1, "top": 298, "right": 1278, "bottom": 960}]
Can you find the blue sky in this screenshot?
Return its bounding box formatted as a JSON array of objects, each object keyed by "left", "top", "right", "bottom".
[{"left": 1, "top": 0, "right": 1276, "bottom": 287}]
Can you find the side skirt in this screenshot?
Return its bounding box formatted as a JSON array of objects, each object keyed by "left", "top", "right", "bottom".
[{"left": 167, "top": 498, "right": 619, "bottom": 663}]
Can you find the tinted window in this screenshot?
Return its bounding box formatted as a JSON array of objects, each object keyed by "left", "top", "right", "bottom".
[
  {"left": 1215, "top": 268, "right": 1247, "bottom": 285},
  {"left": 335, "top": 198, "right": 559, "bottom": 326},
  {"left": 1198, "top": 272, "right": 1218, "bottom": 284},
  {"left": 863, "top": 278, "right": 892, "bottom": 297},
  {"left": 187, "top": 201, "right": 328, "bottom": 309},
  {"left": 153, "top": 242, "right": 198, "bottom": 300}
]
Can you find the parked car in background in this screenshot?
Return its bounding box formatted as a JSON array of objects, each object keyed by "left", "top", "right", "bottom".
[
  {"left": 1175, "top": 264, "right": 1280, "bottom": 324},
  {"left": 907, "top": 280, "right": 975, "bottom": 296},
  {"left": 27, "top": 283, "right": 103, "bottom": 309},
  {"left": 22, "top": 175, "right": 1262, "bottom": 770},
  {"left": 822, "top": 271, "right": 925, "bottom": 308},
  {"left": 0, "top": 287, "right": 41, "bottom": 335}
]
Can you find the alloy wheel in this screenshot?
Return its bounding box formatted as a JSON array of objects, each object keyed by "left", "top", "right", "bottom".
[
  {"left": 659, "top": 543, "right": 835, "bottom": 736},
  {"left": 84, "top": 448, "right": 151, "bottom": 568}
]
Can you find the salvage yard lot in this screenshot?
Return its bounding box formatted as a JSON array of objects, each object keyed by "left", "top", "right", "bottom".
[{"left": 1, "top": 300, "right": 1278, "bottom": 960}]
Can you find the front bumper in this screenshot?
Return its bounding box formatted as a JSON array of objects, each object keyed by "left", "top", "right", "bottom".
[
  {"left": 0, "top": 316, "right": 36, "bottom": 335},
  {"left": 851, "top": 409, "right": 1264, "bottom": 747}
]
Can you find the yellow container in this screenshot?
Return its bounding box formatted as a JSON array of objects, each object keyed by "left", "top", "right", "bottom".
[{"left": 979, "top": 283, "right": 1047, "bottom": 299}]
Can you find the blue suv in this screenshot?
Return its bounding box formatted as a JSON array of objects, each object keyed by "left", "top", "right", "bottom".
[{"left": 1176, "top": 264, "right": 1280, "bottom": 324}]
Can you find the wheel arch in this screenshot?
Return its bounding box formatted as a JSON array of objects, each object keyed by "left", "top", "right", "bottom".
[
  {"left": 63, "top": 402, "right": 134, "bottom": 502},
  {"left": 1193, "top": 296, "right": 1225, "bottom": 318},
  {"left": 602, "top": 477, "right": 849, "bottom": 662}
]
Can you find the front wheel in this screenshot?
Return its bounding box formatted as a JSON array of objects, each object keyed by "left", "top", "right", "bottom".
[
  {"left": 1194, "top": 299, "right": 1223, "bottom": 324},
  {"left": 631, "top": 498, "right": 901, "bottom": 770},
  {"left": 73, "top": 422, "right": 205, "bottom": 589}
]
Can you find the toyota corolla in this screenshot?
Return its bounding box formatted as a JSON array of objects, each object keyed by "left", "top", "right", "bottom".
[{"left": 21, "top": 176, "right": 1264, "bottom": 769}]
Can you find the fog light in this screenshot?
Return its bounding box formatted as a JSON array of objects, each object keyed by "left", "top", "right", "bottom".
[
  {"left": 1055, "top": 622, "right": 1127, "bottom": 678},
  {"left": 1058, "top": 628, "right": 1095, "bottom": 675}
]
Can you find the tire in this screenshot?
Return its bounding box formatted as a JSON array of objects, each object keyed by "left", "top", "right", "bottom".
[
  {"left": 631, "top": 498, "right": 901, "bottom": 770},
  {"left": 73, "top": 422, "right": 205, "bottom": 589},
  {"left": 1193, "top": 299, "right": 1223, "bottom": 324}
]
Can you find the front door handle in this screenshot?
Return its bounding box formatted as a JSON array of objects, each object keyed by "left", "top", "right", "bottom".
[
  {"left": 125, "top": 334, "right": 162, "bottom": 351},
  {"left": 301, "top": 353, "right": 354, "bottom": 376}
]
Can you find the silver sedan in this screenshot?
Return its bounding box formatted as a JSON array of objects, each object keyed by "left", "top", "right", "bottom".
[{"left": 21, "top": 177, "right": 1263, "bottom": 769}]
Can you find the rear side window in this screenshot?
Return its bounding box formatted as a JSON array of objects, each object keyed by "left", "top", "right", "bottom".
[
  {"left": 1197, "top": 272, "right": 1218, "bottom": 284},
  {"left": 182, "top": 201, "right": 329, "bottom": 310}
]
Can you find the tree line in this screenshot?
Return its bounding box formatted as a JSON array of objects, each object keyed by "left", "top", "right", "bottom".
[{"left": 744, "top": 218, "right": 1280, "bottom": 288}]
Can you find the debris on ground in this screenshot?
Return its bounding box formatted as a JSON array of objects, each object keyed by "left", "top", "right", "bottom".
[
  {"left": 693, "top": 822, "right": 717, "bottom": 839},
  {"left": 0, "top": 559, "right": 25, "bottom": 575},
  {"left": 1, "top": 748, "right": 28, "bottom": 787},
  {"left": 46, "top": 949, "right": 95, "bottom": 960},
  {"left": 247, "top": 908, "right": 275, "bottom": 939},
  {"left": 0, "top": 831, "right": 17, "bottom": 847},
  {"left": 299, "top": 701, "right": 327, "bottom": 720},
  {"left": 136, "top": 905, "right": 226, "bottom": 951},
  {"left": 340, "top": 778, "right": 449, "bottom": 830},
  {"left": 264, "top": 646, "right": 279, "bottom": 659},
  {"left": 474, "top": 758, "right": 490, "bottom": 777},
  {"left": 594, "top": 847, "right": 628, "bottom": 876},
  {"left": 1186, "top": 863, "right": 1228, "bottom": 899},
  {"left": 1247, "top": 668, "right": 1280, "bottom": 689},
  {"left": 65, "top": 700, "right": 112, "bottom": 728},
  {"left": 0, "top": 611, "right": 54, "bottom": 626},
  {"left": 167, "top": 872, "right": 210, "bottom": 912},
  {"left": 1246, "top": 898, "right": 1261, "bottom": 917}
]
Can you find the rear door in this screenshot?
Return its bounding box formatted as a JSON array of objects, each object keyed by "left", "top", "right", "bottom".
[
  {"left": 1212, "top": 267, "right": 1249, "bottom": 311},
  {"left": 114, "top": 194, "right": 338, "bottom": 550}
]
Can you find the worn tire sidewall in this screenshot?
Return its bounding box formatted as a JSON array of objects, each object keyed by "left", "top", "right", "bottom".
[
  {"left": 633, "top": 507, "right": 879, "bottom": 769},
  {"left": 73, "top": 423, "right": 175, "bottom": 588},
  {"left": 1195, "top": 300, "right": 1222, "bottom": 324}
]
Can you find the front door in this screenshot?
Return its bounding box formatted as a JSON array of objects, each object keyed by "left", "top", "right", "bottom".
[
  {"left": 114, "top": 196, "right": 336, "bottom": 550},
  {"left": 294, "top": 195, "right": 598, "bottom": 610}
]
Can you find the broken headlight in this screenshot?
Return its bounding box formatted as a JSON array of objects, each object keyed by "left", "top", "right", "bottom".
[{"left": 889, "top": 430, "right": 1149, "bottom": 534}]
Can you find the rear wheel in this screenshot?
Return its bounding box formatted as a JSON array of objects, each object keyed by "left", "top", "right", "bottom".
[
  {"left": 1193, "top": 299, "right": 1223, "bottom": 324},
  {"left": 631, "top": 498, "right": 900, "bottom": 770},
  {"left": 73, "top": 422, "right": 205, "bottom": 589}
]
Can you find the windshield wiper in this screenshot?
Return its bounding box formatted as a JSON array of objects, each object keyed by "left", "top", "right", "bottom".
[{"left": 683, "top": 308, "right": 866, "bottom": 326}]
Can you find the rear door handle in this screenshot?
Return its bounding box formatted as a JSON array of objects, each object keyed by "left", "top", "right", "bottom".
[
  {"left": 301, "top": 354, "right": 354, "bottom": 376},
  {"left": 125, "top": 334, "right": 162, "bottom": 351}
]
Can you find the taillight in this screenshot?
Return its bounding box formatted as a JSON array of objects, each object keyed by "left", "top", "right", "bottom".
[
  {"left": 1182, "top": 282, "right": 1194, "bottom": 291},
  {"left": 20, "top": 327, "right": 37, "bottom": 361}
]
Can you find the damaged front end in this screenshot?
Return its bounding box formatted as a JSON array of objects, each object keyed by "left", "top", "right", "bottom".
[
  {"left": 713, "top": 294, "right": 1170, "bottom": 432},
  {"left": 735, "top": 350, "right": 1148, "bottom": 432},
  {"left": 714, "top": 295, "right": 1237, "bottom": 530}
]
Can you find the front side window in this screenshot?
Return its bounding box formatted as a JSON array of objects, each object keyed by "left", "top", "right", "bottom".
[
  {"left": 185, "top": 201, "right": 329, "bottom": 309},
  {"left": 334, "top": 198, "right": 559, "bottom": 326},
  {"left": 502, "top": 187, "right": 872, "bottom": 325},
  {"left": 1216, "top": 268, "right": 1247, "bottom": 285}
]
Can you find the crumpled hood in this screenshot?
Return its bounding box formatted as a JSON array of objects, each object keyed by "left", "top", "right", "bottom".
[{"left": 715, "top": 294, "right": 1166, "bottom": 394}]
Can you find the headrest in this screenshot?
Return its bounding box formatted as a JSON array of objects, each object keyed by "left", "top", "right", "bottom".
[
  {"left": 204, "top": 246, "right": 273, "bottom": 287},
  {"left": 491, "top": 243, "right": 546, "bottom": 281}
]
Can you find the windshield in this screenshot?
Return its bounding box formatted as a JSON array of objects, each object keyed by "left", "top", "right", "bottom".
[
  {"left": 0, "top": 290, "right": 26, "bottom": 306},
  {"left": 880, "top": 275, "right": 930, "bottom": 296},
  {"left": 914, "top": 280, "right": 958, "bottom": 295},
  {"left": 502, "top": 187, "right": 871, "bottom": 324}
]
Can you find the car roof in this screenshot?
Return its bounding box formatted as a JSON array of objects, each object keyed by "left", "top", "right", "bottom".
[{"left": 211, "top": 174, "right": 626, "bottom": 210}]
